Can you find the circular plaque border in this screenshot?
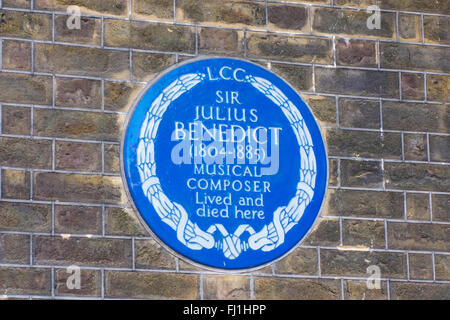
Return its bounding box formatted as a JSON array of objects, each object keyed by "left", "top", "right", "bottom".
[{"left": 120, "top": 56, "right": 329, "bottom": 273}]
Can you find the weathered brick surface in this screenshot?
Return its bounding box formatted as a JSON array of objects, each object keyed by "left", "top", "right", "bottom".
[
  {"left": 343, "top": 280, "right": 387, "bottom": 300},
  {"left": 133, "top": 0, "right": 174, "bottom": 21},
  {"left": 198, "top": 28, "right": 244, "bottom": 56},
  {"left": 334, "top": 0, "right": 375, "bottom": 7},
  {"left": 0, "top": 0, "right": 449, "bottom": 300},
  {"left": 55, "top": 77, "right": 102, "bottom": 109},
  {"left": 408, "top": 253, "right": 433, "bottom": 280},
  {"left": 271, "top": 63, "right": 313, "bottom": 92},
  {"left": 0, "top": 267, "right": 51, "bottom": 296},
  {"left": 313, "top": 7, "right": 396, "bottom": 39},
  {"left": 34, "top": 172, "right": 126, "bottom": 204},
  {"left": 2, "top": 40, "right": 31, "bottom": 71},
  {"left": 34, "top": 109, "right": 124, "bottom": 142},
  {"left": 336, "top": 39, "right": 377, "bottom": 68},
  {"left": 338, "top": 98, "right": 379, "bottom": 129},
  {"left": 105, "top": 271, "right": 199, "bottom": 299},
  {"left": 0, "top": 234, "right": 30, "bottom": 264},
  {"left": 104, "top": 20, "right": 196, "bottom": 53},
  {"left": 315, "top": 68, "right": 399, "bottom": 98},
  {"left": 177, "top": 0, "right": 266, "bottom": 28},
  {"left": 104, "top": 81, "right": 144, "bottom": 112},
  {"left": 275, "top": 247, "right": 318, "bottom": 275},
  {"left": 430, "top": 135, "right": 450, "bottom": 163},
  {"left": 132, "top": 52, "right": 176, "bottom": 82},
  {"left": 387, "top": 222, "right": 450, "bottom": 251},
  {"left": 342, "top": 219, "right": 386, "bottom": 249},
  {"left": 0, "top": 10, "right": 52, "bottom": 40},
  {"left": 379, "top": 0, "right": 450, "bottom": 15},
  {"left": 384, "top": 163, "right": 450, "bottom": 192},
  {"left": 178, "top": 259, "right": 205, "bottom": 273},
  {"left": 134, "top": 239, "right": 176, "bottom": 270},
  {"left": 35, "top": 0, "right": 128, "bottom": 16},
  {"left": 326, "top": 189, "right": 404, "bottom": 219},
  {"left": 203, "top": 275, "right": 250, "bottom": 300},
  {"left": 381, "top": 43, "right": 450, "bottom": 73},
  {"left": 401, "top": 73, "right": 424, "bottom": 100},
  {"left": 0, "top": 202, "right": 51, "bottom": 232},
  {"left": 432, "top": 194, "right": 450, "bottom": 222},
  {"left": 398, "top": 13, "right": 422, "bottom": 42},
  {"left": 0, "top": 137, "right": 52, "bottom": 169},
  {"left": 34, "top": 236, "right": 132, "bottom": 267},
  {"left": 251, "top": 264, "right": 273, "bottom": 275},
  {"left": 104, "top": 144, "right": 120, "bottom": 174},
  {"left": 254, "top": 277, "right": 340, "bottom": 300},
  {"left": 403, "top": 134, "right": 427, "bottom": 161},
  {"left": 426, "top": 74, "right": 450, "bottom": 102},
  {"left": 1, "top": 169, "right": 30, "bottom": 199},
  {"left": 382, "top": 102, "right": 449, "bottom": 134},
  {"left": 340, "top": 160, "right": 383, "bottom": 188},
  {"left": 3, "top": 0, "right": 31, "bottom": 9},
  {"left": 302, "top": 95, "right": 336, "bottom": 127},
  {"left": 320, "top": 249, "right": 407, "bottom": 278},
  {"left": 105, "top": 207, "right": 147, "bottom": 236},
  {"left": 435, "top": 255, "right": 450, "bottom": 280},
  {"left": 268, "top": 4, "right": 309, "bottom": 32},
  {"left": 35, "top": 44, "right": 130, "bottom": 79},
  {"left": 390, "top": 282, "right": 450, "bottom": 300},
  {"left": 54, "top": 15, "right": 102, "bottom": 45},
  {"left": 0, "top": 74, "right": 52, "bottom": 105},
  {"left": 246, "top": 33, "right": 333, "bottom": 64},
  {"left": 55, "top": 268, "right": 101, "bottom": 297},
  {"left": 424, "top": 16, "right": 450, "bottom": 45},
  {"left": 326, "top": 129, "right": 401, "bottom": 159},
  {"left": 55, "top": 141, "right": 102, "bottom": 172},
  {"left": 405, "top": 193, "right": 430, "bottom": 221},
  {"left": 55, "top": 205, "right": 102, "bottom": 235},
  {"left": 302, "top": 218, "right": 340, "bottom": 247},
  {"left": 291, "top": 0, "right": 331, "bottom": 3},
  {"left": 328, "top": 159, "right": 338, "bottom": 187}
]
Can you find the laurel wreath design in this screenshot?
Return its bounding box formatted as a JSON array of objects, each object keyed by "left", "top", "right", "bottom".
[{"left": 136, "top": 72, "right": 317, "bottom": 260}]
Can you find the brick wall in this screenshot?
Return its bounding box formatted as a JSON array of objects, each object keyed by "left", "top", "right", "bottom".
[{"left": 0, "top": 0, "right": 448, "bottom": 300}]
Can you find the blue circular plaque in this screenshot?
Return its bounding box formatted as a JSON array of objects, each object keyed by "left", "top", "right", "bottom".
[{"left": 122, "top": 57, "right": 328, "bottom": 271}]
